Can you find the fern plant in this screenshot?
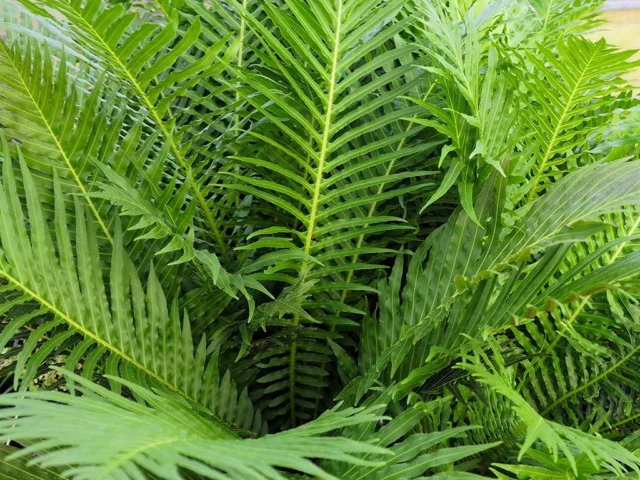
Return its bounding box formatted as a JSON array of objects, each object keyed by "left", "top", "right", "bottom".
[{"left": 1, "top": 0, "right": 640, "bottom": 478}]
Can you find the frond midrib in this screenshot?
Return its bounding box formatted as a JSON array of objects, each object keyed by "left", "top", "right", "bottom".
[
  {"left": 99, "top": 437, "right": 183, "bottom": 477},
  {"left": 0, "top": 39, "right": 113, "bottom": 244},
  {"left": 526, "top": 41, "right": 601, "bottom": 202},
  {"left": 301, "top": 7, "right": 343, "bottom": 258},
  {"left": 60, "top": 4, "right": 228, "bottom": 254},
  {"left": 1, "top": 268, "right": 180, "bottom": 396},
  {"left": 289, "top": 0, "right": 344, "bottom": 427},
  {"left": 541, "top": 343, "right": 640, "bottom": 415},
  {"left": 0, "top": 267, "right": 241, "bottom": 437},
  {"left": 536, "top": 213, "right": 640, "bottom": 414}
]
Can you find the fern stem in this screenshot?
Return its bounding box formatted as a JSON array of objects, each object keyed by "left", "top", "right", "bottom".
[
  {"left": 541, "top": 343, "right": 640, "bottom": 416},
  {"left": 607, "top": 411, "right": 640, "bottom": 431},
  {"left": 302, "top": 13, "right": 342, "bottom": 257},
  {"left": 289, "top": 0, "right": 344, "bottom": 427},
  {"left": 544, "top": 296, "right": 589, "bottom": 355}
]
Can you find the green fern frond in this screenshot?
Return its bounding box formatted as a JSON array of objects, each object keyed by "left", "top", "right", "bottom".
[
  {"left": 0, "top": 145, "right": 265, "bottom": 434},
  {"left": 222, "top": 0, "right": 443, "bottom": 426},
  {"left": 513, "top": 36, "right": 638, "bottom": 202},
  {"left": 0, "top": 371, "right": 387, "bottom": 479},
  {"left": 25, "top": 0, "right": 239, "bottom": 254},
  {"left": 0, "top": 1, "right": 639, "bottom": 477},
  {"left": 0, "top": 37, "right": 116, "bottom": 242},
  {"left": 460, "top": 344, "right": 640, "bottom": 476}
]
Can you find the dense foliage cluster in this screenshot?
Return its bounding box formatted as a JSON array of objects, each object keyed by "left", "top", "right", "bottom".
[{"left": 0, "top": 0, "right": 640, "bottom": 478}]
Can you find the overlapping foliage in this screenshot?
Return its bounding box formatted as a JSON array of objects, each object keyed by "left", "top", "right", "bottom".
[{"left": 0, "top": 0, "right": 639, "bottom": 478}]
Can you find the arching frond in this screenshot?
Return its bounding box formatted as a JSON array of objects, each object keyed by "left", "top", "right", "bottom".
[
  {"left": 461, "top": 345, "right": 640, "bottom": 476},
  {"left": 0, "top": 146, "right": 266, "bottom": 434},
  {"left": 24, "top": 0, "right": 239, "bottom": 254},
  {"left": 328, "top": 398, "right": 500, "bottom": 480},
  {"left": 514, "top": 36, "right": 638, "bottom": 202},
  {"left": 0, "top": 371, "right": 387, "bottom": 480},
  {"left": 0, "top": 36, "right": 116, "bottom": 242},
  {"left": 498, "top": 218, "right": 640, "bottom": 433},
  {"left": 223, "top": 0, "right": 441, "bottom": 427},
  {"left": 345, "top": 160, "right": 640, "bottom": 402}
]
